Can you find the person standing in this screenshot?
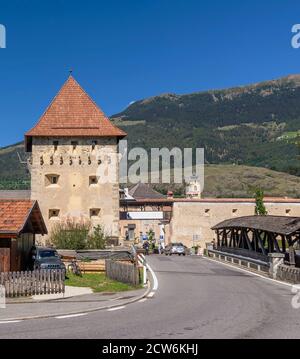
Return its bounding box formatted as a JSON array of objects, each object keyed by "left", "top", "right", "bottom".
[
  {"left": 143, "top": 240, "right": 150, "bottom": 255},
  {"left": 158, "top": 240, "right": 163, "bottom": 254}
]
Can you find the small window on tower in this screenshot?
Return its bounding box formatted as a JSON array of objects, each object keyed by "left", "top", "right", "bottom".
[
  {"left": 286, "top": 209, "right": 291, "bottom": 216},
  {"left": 71, "top": 141, "right": 78, "bottom": 150},
  {"left": 53, "top": 141, "right": 59, "bottom": 151},
  {"left": 90, "top": 208, "right": 100, "bottom": 218},
  {"left": 232, "top": 209, "right": 238, "bottom": 216},
  {"left": 92, "top": 141, "right": 98, "bottom": 150},
  {"left": 49, "top": 209, "right": 60, "bottom": 219},
  {"left": 89, "top": 176, "right": 98, "bottom": 186},
  {"left": 45, "top": 174, "right": 60, "bottom": 186}
]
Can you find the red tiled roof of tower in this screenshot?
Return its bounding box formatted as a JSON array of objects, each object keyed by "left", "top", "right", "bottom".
[{"left": 25, "top": 75, "right": 126, "bottom": 141}]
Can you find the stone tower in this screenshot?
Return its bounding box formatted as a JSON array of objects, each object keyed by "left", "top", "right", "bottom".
[
  {"left": 25, "top": 75, "right": 126, "bottom": 241},
  {"left": 186, "top": 175, "right": 202, "bottom": 199}
]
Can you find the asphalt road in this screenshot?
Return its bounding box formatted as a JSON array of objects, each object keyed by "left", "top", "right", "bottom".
[{"left": 0, "top": 255, "right": 300, "bottom": 339}]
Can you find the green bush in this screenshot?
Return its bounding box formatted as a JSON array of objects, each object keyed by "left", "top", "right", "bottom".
[
  {"left": 87, "top": 225, "right": 107, "bottom": 249},
  {"left": 50, "top": 218, "right": 91, "bottom": 250},
  {"left": 50, "top": 218, "right": 108, "bottom": 250}
]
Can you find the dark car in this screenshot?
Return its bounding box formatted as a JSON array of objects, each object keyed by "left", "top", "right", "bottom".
[
  {"left": 163, "top": 243, "right": 186, "bottom": 256},
  {"left": 31, "top": 246, "right": 66, "bottom": 271}
]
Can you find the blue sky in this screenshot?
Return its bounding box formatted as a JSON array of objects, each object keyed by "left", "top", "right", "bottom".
[{"left": 1, "top": 0, "right": 300, "bottom": 146}]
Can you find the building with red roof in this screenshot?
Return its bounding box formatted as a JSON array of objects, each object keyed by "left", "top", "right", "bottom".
[
  {"left": 0, "top": 200, "right": 47, "bottom": 271},
  {"left": 25, "top": 75, "right": 126, "bottom": 151},
  {"left": 25, "top": 75, "right": 126, "bottom": 242}
]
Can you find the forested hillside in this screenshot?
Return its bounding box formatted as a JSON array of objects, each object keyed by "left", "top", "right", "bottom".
[{"left": 112, "top": 75, "right": 300, "bottom": 175}]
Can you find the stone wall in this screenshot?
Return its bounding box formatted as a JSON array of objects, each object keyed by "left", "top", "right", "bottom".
[
  {"left": 277, "top": 264, "right": 300, "bottom": 284},
  {"left": 170, "top": 200, "right": 300, "bottom": 248},
  {"left": 30, "top": 137, "right": 120, "bottom": 243}
]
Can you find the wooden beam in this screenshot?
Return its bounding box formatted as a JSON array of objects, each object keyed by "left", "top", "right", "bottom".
[
  {"left": 237, "top": 230, "right": 242, "bottom": 248},
  {"left": 281, "top": 235, "right": 286, "bottom": 253},
  {"left": 252, "top": 230, "right": 257, "bottom": 252},
  {"left": 243, "top": 229, "right": 252, "bottom": 250},
  {"left": 216, "top": 230, "right": 220, "bottom": 247},
  {"left": 229, "top": 229, "right": 234, "bottom": 247},
  {"left": 272, "top": 233, "right": 281, "bottom": 253},
  {"left": 256, "top": 230, "right": 266, "bottom": 256},
  {"left": 222, "top": 229, "right": 227, "bottom": 247},
  {"left": 0, "top": 234, "right": 17, "bottom": 239}
]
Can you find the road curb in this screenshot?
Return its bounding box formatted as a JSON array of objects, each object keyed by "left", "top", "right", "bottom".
[
  {"left": 0, "top": 266, "right": 155, "bottom": 322},
  {"left": 6, "top": 287, "right": 93, "bottom": 305}
]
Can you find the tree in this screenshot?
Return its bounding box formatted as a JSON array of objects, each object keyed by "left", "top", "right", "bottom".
[
  {"left": 88, "top": 225, "right": 107, "bottom": 249},
  {"left": 147, "top": 229, "right": 155, "bottom": 250},
  {"left": 254, "top": 189, "right": 268, "bottom": 216}
]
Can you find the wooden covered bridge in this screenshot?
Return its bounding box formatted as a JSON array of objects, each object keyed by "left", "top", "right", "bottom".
[{"left": 212, "top": 216, "right": 300, "bottom": 266}]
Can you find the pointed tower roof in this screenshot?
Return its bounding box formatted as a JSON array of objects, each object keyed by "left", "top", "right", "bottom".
[
  {"left": 25, "top": 75, "right": 126, "bottom": 151},
  {"left": 128, "top": 183, "right": 166, "bottom": 200}
]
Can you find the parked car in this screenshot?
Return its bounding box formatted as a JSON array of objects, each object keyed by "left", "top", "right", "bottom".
[
  {"left": 163, "top": 243, "right": 186, "bottom": 256},
  {"left": 30, "top": 246, "right": 66, "bottom": 272}
]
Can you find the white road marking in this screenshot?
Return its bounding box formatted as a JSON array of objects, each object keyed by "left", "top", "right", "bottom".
[
  {"left": 0, "top": 320, "right": 22, "bottom": 324},
  {"left": 145, "top": 262, "right": 159, "bottom": 291},
  {"left": 55, "top": 313, "right": 88, "bottom": 319},
  {"left": 203, "top": 256, "right": 295, "bottom": 288},
  {"left": 147, "top": 291, "right": 155, "bottom": 298},
  {"left": 138, "top": 298, "right": 147, "bottom": 303},
  {"left": 107, "top": 306, "right": 126, "bottom": 311}
]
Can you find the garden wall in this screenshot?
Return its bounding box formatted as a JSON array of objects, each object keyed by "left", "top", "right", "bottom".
[{"left": 277, "top": 264, "right": 300, "bottom": 284}]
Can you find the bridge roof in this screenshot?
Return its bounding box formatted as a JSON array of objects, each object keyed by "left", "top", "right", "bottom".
[{"left": 212, "top": 215, "right": 300, "bottom": 236}]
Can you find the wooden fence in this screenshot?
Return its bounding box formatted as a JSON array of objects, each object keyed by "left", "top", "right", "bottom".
[
  {"left": 0, "top": 248, "right": 10, "bottom": 272},
  {"left": 0, "top": 270, "right": 65, "bottom": 297},
  {"left": 105, "top": 260, "right": 140, "bottom": 286},
  {"left": 78, "top": 261, "right": 105, "bottom": 273}
]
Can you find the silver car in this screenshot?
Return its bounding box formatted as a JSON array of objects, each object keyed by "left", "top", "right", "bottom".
[{"left": 164, "top": 243, "right": 186, "bottom": 256}]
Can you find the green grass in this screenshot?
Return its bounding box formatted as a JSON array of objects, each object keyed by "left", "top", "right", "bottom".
[
  {"left": 277, "top": 131, "right": 300, "bottom": 142},
  {"left": 65, "top": 272, "right": 141, "bottom": 293},
  {"left": 153, "top": 164, "right": 300, "bottom": 198}
]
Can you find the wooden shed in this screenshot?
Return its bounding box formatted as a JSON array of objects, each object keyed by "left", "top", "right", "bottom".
[{"left": 0, "top": 200, "right": 47, "bottom": 272}]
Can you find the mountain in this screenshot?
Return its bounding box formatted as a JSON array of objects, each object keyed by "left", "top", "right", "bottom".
[
  {"left": 153, "top": 165, "right": 300, "bottom": 198},
  {"left": 1, "top": 74, "right": 300, "bottom": 196},
  {"left": 0, "top": 142, "right": 29, "bottom": 189},
  {"left": 111, "top": 74, "right": 300, "bottom": 175},
  {"left": 1, "top": 143, "right": 300, "bottom": 198}
]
